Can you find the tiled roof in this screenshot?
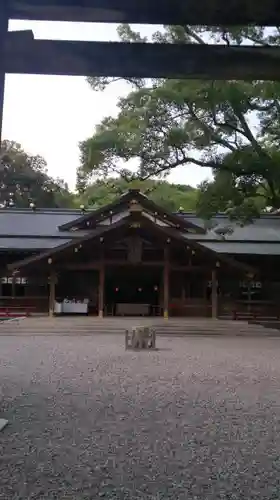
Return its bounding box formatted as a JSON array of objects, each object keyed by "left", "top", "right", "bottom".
[
  {"left": 200, "top": 242, "right": 280, "bottom": 255},
  {"left": 0, "top": 208, "right": 81, "bottom": 237},
  {"left": 1, "top": 207, "right": 280, "bottom": 253},
  {"left": 181, "top": 213, "right": 280, "bottom": 243},
  {"left": 0, "top": 237, "right": 72, "bottom": 250}
]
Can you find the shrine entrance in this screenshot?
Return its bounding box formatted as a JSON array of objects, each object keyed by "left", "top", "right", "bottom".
[{"left": 104, "top": 266, "right": 161, "bottom": 316}]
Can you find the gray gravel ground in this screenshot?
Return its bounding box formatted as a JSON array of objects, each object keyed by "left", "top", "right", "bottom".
[{"left": 1, "top": 335, "right": 280, "bottom": 499}]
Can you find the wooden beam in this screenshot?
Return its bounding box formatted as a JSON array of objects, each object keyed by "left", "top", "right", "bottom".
[
  {"left": 9, "top": 0, "right": 280, "bottom": 26},
  {"left": 4, "top": 39, "right": 280, "bottom": 80},
  {"left": 60, "top": 261, "right": 213, "bottom": 271}
]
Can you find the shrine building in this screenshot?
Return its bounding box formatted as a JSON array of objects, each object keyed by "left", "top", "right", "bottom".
[{"left": 1, "top": 189, "right": 280, "bottom": 319}]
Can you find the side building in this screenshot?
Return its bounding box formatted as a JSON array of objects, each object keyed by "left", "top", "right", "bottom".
[{"left": 0, "top": 189, "right": 279, "bottom": 319}]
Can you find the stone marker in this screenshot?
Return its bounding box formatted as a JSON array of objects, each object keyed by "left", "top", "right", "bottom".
[
  {"left": 0, "top": 419, "right": 8, "bottom": 432},
  {"left": 125, "top": 326, "right": 156, "bottom": 350}
]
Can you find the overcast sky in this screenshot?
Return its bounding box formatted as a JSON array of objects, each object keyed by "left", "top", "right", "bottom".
[{"left": 3, "top": 20, "right": 212, "bottom": 191}]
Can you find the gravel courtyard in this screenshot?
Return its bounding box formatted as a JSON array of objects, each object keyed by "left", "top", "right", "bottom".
[{"left": 1, "top": 334, "right": 280, "bottom": 500}]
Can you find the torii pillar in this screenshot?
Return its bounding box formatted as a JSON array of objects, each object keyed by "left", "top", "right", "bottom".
[
  {"left": 0, "top": 5, "right": 9, "bottom": 433},
  {"left": 0, "top": 4, "right": 9, "bottom": 145}
]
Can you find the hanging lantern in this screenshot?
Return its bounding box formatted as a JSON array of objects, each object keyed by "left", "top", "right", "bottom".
[
  {"left": 74, "top": 247, "right": 78, "bottom": 253},
  {"left": 154, "top": 285, "right": 158, "bottom": 291},
  {"left": 115, "top": 287, "right": 119, "bottom": 292},
  {"left": 138, "top": 287, "right": 142, "bottom": 292},
  {"left": 192, "top": 250, "right": 196, "bottom": 255},
  {"left": 47, "top": 258, "right": 52, "bottom": 265},
  {"left": 100, "top": 237, "right": 104, "bottom": 243},
  {"left": 216, "top": 261, "right": 220, "bottom": 268},
  {"left": 167, "top": 238, "right": 171, "bottom": 243}
]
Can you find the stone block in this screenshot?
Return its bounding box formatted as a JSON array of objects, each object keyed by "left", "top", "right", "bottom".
[{"left": 125, "top": 326, "right": 156, "bottom": 350}]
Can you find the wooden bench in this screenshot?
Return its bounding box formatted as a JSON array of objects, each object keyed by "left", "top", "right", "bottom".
[
  {"left": 0, "top": 306, "right": 35, "bottom": 318},
  {"left": 232, "top": 310, "right": 280, "bottom": 321}
]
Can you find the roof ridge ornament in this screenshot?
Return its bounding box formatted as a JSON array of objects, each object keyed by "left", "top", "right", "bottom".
[{"left": 129, "top": 199, "right": 142, "bottom": 213}]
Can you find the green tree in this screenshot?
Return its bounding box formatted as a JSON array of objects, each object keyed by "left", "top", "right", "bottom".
[
  {"left": 78, "top": 177, "right": 198, "bottom": 212},
  {"left": 79, "top": 25, "right": 280, "bottom": 219},
  {"left": 0, "top": 140, "right": 74, "bottom": 208},
  {"left": 196, "top": 145, "right": 280, "bottom": 222}
]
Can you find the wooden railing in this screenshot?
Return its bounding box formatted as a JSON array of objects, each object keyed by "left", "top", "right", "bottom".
[
  {"left": 219, "top": 299, "right": 280, "bottom": 321},
  {"left": 169, "top": 300, "right": 212, "bottom": 317}
]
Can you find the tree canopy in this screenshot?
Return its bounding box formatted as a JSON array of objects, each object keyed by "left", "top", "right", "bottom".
[
  {"left": 78, "top": 177, "right": 198, "bottom": 212},
  {"left": 78, "top": 25, "right": 280, "bottom": 220},
  {"left": 0, "top": 141, "right": 198, "bottom": 212},
  {"left": 0, "top": 140, "right": 74, "bottom": 208}
]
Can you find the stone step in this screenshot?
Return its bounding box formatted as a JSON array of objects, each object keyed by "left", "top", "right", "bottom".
[
  {"left": 0, "top": 320, "right": 268, "bottom": 326},
  {"left": 0, "top": 325, "right": 270, "bottom": 332},
  {"left": 0, "top": 330, "right": 279, "bottom": 336},
  {"left": 0, "top": 322, "right": 271, "bottom": 330},
  {"left": 0, "top": 327, "right": 279, "bottom": 336},
  {"left": 1, "top": 317, "right": 278, "bottom": 337},
  {"left": 0, "top": 323, "right": 269, "bottom": 330}
]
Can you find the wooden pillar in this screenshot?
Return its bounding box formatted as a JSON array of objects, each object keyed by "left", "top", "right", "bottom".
[
  {"left": 181, "top": 273, "right": 186, "bottom": 301},
  {"left": 211, "top": 269, "right": 218, "bottom": 318},
  {"left": 12, "top": 274, "right": 16, "bottom": 299},
  {"left": 0, "top": 5, "right": 8, "bottom": 144},
  {"left": 98, "top": 263, "right": 105, "bottom": 318},
  {"left": 247, "top": 281, "right": 252, "bottom": 313},
  {"left": 163, "top": 247, "right": 169, "bottom": 319},
  {"left": 49, "top": 272, "right": 56, "bottom": 317}
]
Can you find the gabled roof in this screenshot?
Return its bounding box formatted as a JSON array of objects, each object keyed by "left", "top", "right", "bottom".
[
  {"left": 8, "top": 211, "right": 256, "bottom": 275},
  {"left": 58, "top": 189, "right": 205, "bottom": 234},
  {"left": 1, "top": 191, "right": 280, "bottom": 254}
]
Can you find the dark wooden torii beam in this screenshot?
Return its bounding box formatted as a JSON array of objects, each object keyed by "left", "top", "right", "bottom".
[
  {"left": 4, "top": 37, "right": 280, "bottom": 80},
  {"left": 0, "top": 1, "right": 279, "bottom": 146},
  {"left": 9, "top": 0, "right": 280, "bottom": 26}
]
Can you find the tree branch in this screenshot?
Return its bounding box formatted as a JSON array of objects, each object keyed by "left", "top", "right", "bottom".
[
  {"left": 233, "top": 105, "right": 267, "bottom": 159},
  {"left": 182, "top": 26, "right": 207, "bottom": 45},
  {"left": 245, "top": 36, "right": 269, "bottom": 46},
  {"left": 187, "top": 103, "right": 236, "bottom": 152},
  {"left": 139, "top": 156, "right": 219, "bottom": 181}
]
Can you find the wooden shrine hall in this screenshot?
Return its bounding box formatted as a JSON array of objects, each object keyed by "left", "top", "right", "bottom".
[
  {"left": 2, "top": 189, "right": 280, "bottom": 319},
  {"left": 0, "top": 3, "right": 279, "bottom": 319}
]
